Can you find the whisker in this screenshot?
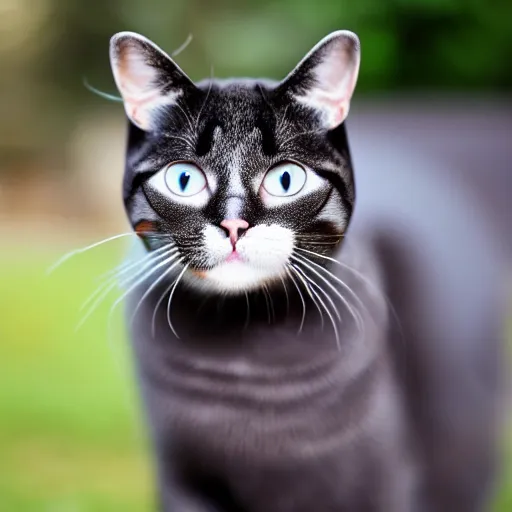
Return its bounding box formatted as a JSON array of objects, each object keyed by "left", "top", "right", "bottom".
[
  {"left": 166, "top": 263, "right": 189, "bottom": 338},
  {"left": 285, "top": 267, "right": 306, "bottom": 334},
  {"left": 95, "top": 242, "right": 175, "bottom": 282},
  {"left": 165, "top": 134, "right": 196, "bottom": 150},
  {"left": 298, "top": 241, "right": 341, "bottom": 246},
  {"left": 80, "top": 245, "right": 177, "bottom": 313},
  {"left": 106, "top": 252, "right": 181, "bottom": 327},
  {"left": 129, "top": 257, "right": 185, "bottom": 325},
  {"left": 83, "top": 78, "right": 123, "bottom": 102},
  {"left": 174, "top": 100, "right": 196, "bottom": 137},
  {"left": 266, "top": 284, "right": 276, "bottom": 323},
  {"left": 294, "top": 252, "right": 368, "bottom": 321},
  {"left": 306, "top": 278, "right": 341, "bottom": 322},
  {"left": 295, "top": 234, "right": 344, "bottom": 239},
  {"left": 196, "top": 68, "right": 214, "bottom": 130},
  {"left": 152, "top": 279, "right": 176, "bottom": 338},
  {"left": 293, "top": 253, "right": 366, "bottom": 327},
  {"left": 334, "top": 258, "right": 405, "bottom": 343},
  {"left": 76, "top": 249, "right": 178, "bottom": 331},
  {"left": 289, "top": 265, "right": 324, "bottom": 329},
  {"left": 195, "top": 295, "right": 212, "bottom": 319},
  {"left": 244, "top": 292, "right": 250, "bottom": 329},
  {"left": 95, "top": 258, "right": 136, "bottom": 283},
  {"left": 279, "top": 274, "right": 290, "bottom": 316},
  {"left": 261, "top": 286, "right": 272, "bottom": 324},
  {"left": 171, "top": 33, "right": 193, "bottom": 57},
  {"left": 82, "top": 250, "right": 172, "bottom": 313},
  {"left": 296, "top": 247, "right": 390, "bottom": 329},
  {"left": 293, "top": 265, "right": 340, "bottom": 350},
  {"left": 276, "top": 104, "right": 291, "bottom": 139},
  {"left": 47, "top": 232, "right": 138, "bottom": 274},
  {"left": 175, "top": 242, "right": 204, "bottom": 249},
  {"left": 173, "top": 234, "right": 203, "bottom": 239},
  {"left": 103, "top": 256, "right": 180, "bottom": 373},
  {"left": 116, "top": 250, "right": 180, "bottom": 300},
  {"left": 292, "top": 254, "right": 364, "bottom": 337}
]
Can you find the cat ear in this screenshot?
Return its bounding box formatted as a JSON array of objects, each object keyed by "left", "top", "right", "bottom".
[
  {"left": 109, "top": 31, "right": 196, "bottom": 131},
  {"left": 278, "top": 31, "right": 360, "bottom": 129}
]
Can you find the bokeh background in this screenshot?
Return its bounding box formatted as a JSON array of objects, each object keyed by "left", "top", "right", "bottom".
[{"left": 1, "top": 0, "right": 511, "bottom": 510}]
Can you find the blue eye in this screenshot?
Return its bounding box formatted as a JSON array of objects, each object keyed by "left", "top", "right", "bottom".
[
  {"left": 165, "top": 162, "right": 206, "bottom": 196},
  {"left": 262, "top": 162, "right": 306, "bottom": 197}
]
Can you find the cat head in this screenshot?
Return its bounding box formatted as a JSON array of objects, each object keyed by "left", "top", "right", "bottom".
[{"left": 110, "top": 30, "right": 360, "bottom": 295}]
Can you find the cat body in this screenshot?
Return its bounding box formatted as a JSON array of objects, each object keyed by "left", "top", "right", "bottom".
[
  {"left": 108, "top": 31, "right": 508, "bottom": 511},
  {"left": 128, "top": 234, "right": 414, "bottom": 511}
]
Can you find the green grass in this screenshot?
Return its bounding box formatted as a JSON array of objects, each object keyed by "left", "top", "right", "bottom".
[
  {"left": 0, "top": 244, "right": 510, "bottom": 511},
  {"left": 0, "top": 245, "right": 154, "bottom": 511}
]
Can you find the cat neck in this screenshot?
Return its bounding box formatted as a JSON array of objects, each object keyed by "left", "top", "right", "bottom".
[{"left": 127, "top": 235, "right": 387, "bottom": 370}]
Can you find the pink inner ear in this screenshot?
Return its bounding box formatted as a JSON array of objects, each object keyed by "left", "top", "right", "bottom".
[
  {"left": 123, "top": 89, "right": 163, "bottom": 129},
  {"left": 114, "top": 48, "right": 162, "bottom": 129},
  {"left": 315, "top": 46, "right": 358, "bottom": 127},
  {"left": 112, "top": 39, "right": 177, "bottom": 131},
  {"left": 110, "top": 33, "right": 194, "bottom": 131},
  {"left": 118, "top": 51, "right": 157, "bottom": 94},
  {"left": 294, "top": 38, "right": 360, "bottom": 129},
  {"left": 330, "top": 105, "right": 348, "bottom": 128}
]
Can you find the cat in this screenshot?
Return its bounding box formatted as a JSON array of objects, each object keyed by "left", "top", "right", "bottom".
[{"left": 108, "top": 30, "right": 508, "bottom": 511}]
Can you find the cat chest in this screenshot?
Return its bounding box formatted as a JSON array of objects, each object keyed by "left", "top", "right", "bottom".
[{"left": 152, "top": 356, "right": 379, "bottom": 460}]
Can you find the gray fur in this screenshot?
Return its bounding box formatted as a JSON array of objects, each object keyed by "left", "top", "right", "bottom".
[{"left": 110, "top": 31, "right": 508, "bottom": 511}]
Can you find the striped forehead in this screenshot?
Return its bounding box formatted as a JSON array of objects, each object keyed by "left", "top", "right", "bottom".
[{"left": 205, "top": 126, "right": 266, "bottom": 190}]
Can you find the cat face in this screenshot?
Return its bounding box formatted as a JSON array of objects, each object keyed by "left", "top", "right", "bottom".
[{"left": 110, "top": 31, "right": 360, "bottom": 294}]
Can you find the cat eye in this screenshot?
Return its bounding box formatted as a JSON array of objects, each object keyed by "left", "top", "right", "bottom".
[
  {"left": 164, "top": 162, "right": 207, "bottom": 196},
  {"left": 262, "top": 162, "right": 306, "bottom": 197}
]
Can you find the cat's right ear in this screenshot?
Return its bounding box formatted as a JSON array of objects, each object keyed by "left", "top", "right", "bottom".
[
  {"left": 109, "top": 32, "right": 196, "bottom": 131},
  {"left": 277, "top": 31, "right": 360, "bottom": 130}
]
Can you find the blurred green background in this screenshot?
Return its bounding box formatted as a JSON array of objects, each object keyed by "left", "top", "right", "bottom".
[{"left": 0, "top": 0, "right": 511, "bottom": 510}]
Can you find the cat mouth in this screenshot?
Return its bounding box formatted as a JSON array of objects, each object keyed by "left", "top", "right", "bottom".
[
  {"left": 188, "top": 254, "right": 247, "bottom": 280},
  {"left": 186, "top": 256, "right": 287, "bottom": 293},
  {"left": 188, "top": 253, "right": 246, "bottom": 278},
  {"left": 182, "top": 223, "right": 295, "bottom": 293},
  {"left": 225, "top": 251, "right": 243, "bottom": 263}
]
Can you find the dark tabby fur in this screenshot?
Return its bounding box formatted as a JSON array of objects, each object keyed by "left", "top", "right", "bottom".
[{"left": 108, "top": 30, "right": 508, "bottom": 511}]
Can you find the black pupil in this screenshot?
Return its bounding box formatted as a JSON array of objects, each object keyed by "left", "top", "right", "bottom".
[
  {"left": 280, "top": 171, "right": 291, "bottom": 191},
  {"left": 179, "top": 172, "right": 191, "bottom": 191}
]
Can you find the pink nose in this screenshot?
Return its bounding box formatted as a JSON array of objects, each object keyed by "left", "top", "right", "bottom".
[{"left": 220, "top": 219, "right": 249, "bottom": 247}]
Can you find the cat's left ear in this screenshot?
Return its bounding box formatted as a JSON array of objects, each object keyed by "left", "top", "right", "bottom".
[
  {"left": 278, "top": 31, "right": 360, "bottom": 129},
  {"left": 109, "top": 31, "right": 197, "bottom": 131}
]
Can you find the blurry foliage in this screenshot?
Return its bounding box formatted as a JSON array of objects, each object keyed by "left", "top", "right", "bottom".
[
  {"left": 42, "top": 0, "right": 512, "bottom": 94},
  {"left": 0, "top": 0, "right": 511, "bottom": 170}
]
